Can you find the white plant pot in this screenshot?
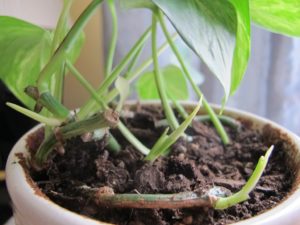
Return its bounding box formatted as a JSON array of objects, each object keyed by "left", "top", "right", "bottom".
[{"left": 6, "top": 102, "right": 300, "bottom": 225}]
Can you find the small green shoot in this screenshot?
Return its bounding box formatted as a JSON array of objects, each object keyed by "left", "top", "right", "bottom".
[
  {"left": 215, "top": 145, "right": 274, "bottom": 209},
  {"left": 6, "top": 103, "right": 63, "bottom": 126},
  {"left": 145, "top": 97, "right": 202, "bottom": 161}
]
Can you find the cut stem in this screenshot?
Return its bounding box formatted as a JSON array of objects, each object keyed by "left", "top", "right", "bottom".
[
  {"left": 35, "top": 110, "right": 119, "bottom": 164},
  {"left": 152, "top": 13, "right": 179, "bottom": 131},
  {"left": 157, "top": 10, "right": 230, "bottom": 145},
  {"left": 66, "top": 60, "right": 121, "bottom": 153},
  {"left": 95, "top": 189, "right": 217, "bottom": 209}
]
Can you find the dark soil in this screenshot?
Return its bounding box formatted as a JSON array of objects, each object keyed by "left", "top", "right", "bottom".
[{"left": 28, "top": 105, "right": 296, "bottom": 225}]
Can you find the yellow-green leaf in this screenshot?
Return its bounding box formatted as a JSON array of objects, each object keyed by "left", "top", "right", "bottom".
[{"left": 250, "top": 0, "right": 300, "bottom": 36}]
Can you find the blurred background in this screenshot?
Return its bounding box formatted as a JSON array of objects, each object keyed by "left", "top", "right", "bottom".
[{"left": 1, "top": 0, "right": 300, "bottom": 224}]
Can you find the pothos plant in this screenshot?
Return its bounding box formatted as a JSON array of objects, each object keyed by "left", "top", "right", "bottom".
[{"left": 1, "top": 0, "right": 300, "bottom": 211}]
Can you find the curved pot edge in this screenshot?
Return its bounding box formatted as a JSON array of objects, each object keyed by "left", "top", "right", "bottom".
[{"left": 5, "top": 101, "right": 300, "bottom": 225}]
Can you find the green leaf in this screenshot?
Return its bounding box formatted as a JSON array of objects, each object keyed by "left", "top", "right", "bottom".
[
  {"left": 152, "top": 0, "right": 250, "bottom": 99},
  {"left": 136, "top": 65, "right": 188, "bottom": 100},
  {"left": 0, "top": 16, "right": 84, "bottom": 109},
  {"left": 120, "top": 0, "right": 155, "bottom": 9},
  {"left": 0, "top": 16, "right": 52, "bottom": 109},
  {"left": 250, "top": 0, "right": 300, "bottom": 36}
]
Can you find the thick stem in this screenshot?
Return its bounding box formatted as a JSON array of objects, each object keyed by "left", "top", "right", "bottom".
[
  {"left": 152, "top": 13, "right": 179, "bottom": 131},
  {"left": 25, "top": 86, "right": 70, "bottom": 119},
  {"left": 94, "top": 189, "right": 217, "bottom": 209},
  {"left": 35, "top": 110, "right": 119, "bottom": 164},
  {"left": 37, "top": 0, "right": 103, "bottom": 93},
  {"left": 157, "top": 10, "right": 230, "bottom": 145},
  {"left": 105, "top": 0, "right": 118, "bottom": 77}
]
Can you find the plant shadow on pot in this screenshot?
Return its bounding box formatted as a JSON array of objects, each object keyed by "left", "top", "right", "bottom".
[{"left": 7, "top": 102, "right": 300, "bottom": 225}]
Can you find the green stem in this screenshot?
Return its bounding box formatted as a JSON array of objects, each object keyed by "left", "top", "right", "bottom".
[
  {"left": 66, "top": 60, "right": 106, "bottom": 110},
  {"left": 215, "top": 146, "right": 274, "bottom": 209},
  {"left": 77, "top": 26, "right": 152, "bottom": 120},
  {"left": 168, "top": 95, "right": 188, "bottom": 119},
  {"left": 157, "top": 10, "right": 230, "bottom": 145},
  {"left": 38, "top": 92, "right": 70, "bottom": 119},
  {"left": 37, "top": 0, "right": 103, "bottom": 93},
  {"left": 146, "top": 98, "right": 202, "bottom": 161},
  {"left": 194, "top": 115, "right": 241, "bottom": 130},
  {"left": 125, "top": 42, "right": 145, "bottom": 78},
  {"left": 66, "top": 60, "right": 121, "bottom": 153},
  {"left": 103, "top": 34, "right": 177, "bottom": 104},
  {"left": 155, "top": 115, "right": 241, "bottom": 130},
  {"left": 117, "top": 122, "right": 150, "bottom": 155},
  {"left": 35, "top": 110, "right": 119, "bottom": 164},
  {"left": 105, "top": 0, "right": 118, "bottom": 77},
  {"left": 50, "top": 0, "right": 73, "bottom": 101},
  {"left": 152, "top": 13, "right": 179, "bottom": 131},
  {"left": 66, "top": 61, "right": 148, "bottom": 155},
  {"left": 51, "top": 0, "right": 74, "bottom": 53}
]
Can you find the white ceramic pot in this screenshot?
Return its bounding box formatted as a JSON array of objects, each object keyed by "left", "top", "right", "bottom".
[{"left": 6, "top": 102, "right": 300, "bottom": 225}]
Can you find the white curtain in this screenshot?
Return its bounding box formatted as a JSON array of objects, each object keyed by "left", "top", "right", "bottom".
[{"left": 104, "top": 6, "right": 300, "bottom": 135}]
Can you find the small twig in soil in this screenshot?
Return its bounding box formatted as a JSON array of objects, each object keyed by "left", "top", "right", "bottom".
[
  {"left": 93, "top": 186, "right": 220, "bottom": 209},
  {"left": 74, "top": 146, "right": 273, "bottom": 210}
]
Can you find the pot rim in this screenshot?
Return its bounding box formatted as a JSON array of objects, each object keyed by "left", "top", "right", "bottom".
[{"left": 6, "top": 100, "right": 300, "bottom": 225}]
